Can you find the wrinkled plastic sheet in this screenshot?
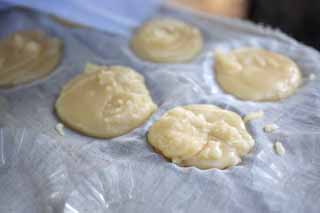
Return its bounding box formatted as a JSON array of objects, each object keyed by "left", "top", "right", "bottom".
[
  {"left": 0, "top": 7, "right": 320, "bottom": 213},
  {"left": 0, "top": 128, "right": 70, "bottom": 213}
]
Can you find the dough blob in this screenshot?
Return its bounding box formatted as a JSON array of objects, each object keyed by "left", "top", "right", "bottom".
[
  {"left": 148, "top": 105, "right": 254, "bottom": 169},
  {"left": 131, "top": 18, "right": 203, "bottom": 63},
  {"left": 55, "top": 64, "right": 157, "bottom": 138},
  {"left": 214, "top": 48, "right": 302, "bottom": 101},
  {"left": 0, "top": 30, "right": 62, "bottom": 88}
]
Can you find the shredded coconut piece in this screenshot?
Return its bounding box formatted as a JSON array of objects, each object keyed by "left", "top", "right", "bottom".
[
  {"left": 263, "top": 124, "right": 279, "bottom": 133},
  {"left": 309, "top": 73, "right": 316, "bottom": 80},
  {"left": 243, "top": 110, "right": 264, "bottom": 123},
  {"left": 55, "top": 123, "right": 65, "bottom": 136},
  {"left": 274, "top": 141, "right": 285, "bottom": 156}
]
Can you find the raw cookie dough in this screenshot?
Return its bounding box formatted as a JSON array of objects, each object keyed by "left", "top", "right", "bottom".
[
  {"left": 55, "top": 64, "right": 157, "bottom": 138},
  {"left": 214, "top": 48, "right": 302, "bottom": 101},
  {"left": 274, "top": 141, "right": 285, "bottom": 156},
  {"left": 131, "top": 18, "right": 203, "bottom": 63},
  {"left": 0, "top": 30, "right": 62, "bottom": 88},
  {"left": 148, "top": 104, "right": 254, "bottom": 169}
]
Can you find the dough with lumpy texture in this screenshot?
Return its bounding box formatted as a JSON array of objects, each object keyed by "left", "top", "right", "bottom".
[
  {"left": 55, "top": 64, "right": 157, "bottom": 138},
  {"left": 148, "top": 105, "right": 254, "bottom": 169},
  {"left": 214, "top": 48, "right": 302, "bottom": 101},
  {"left": 131, "top": 18, "right": 203, "bottom": 63},
  {"left": 0, "top": 30, "right": 62, "bottom": 88}
]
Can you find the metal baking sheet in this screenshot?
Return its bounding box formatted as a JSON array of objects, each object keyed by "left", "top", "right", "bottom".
[{"left": 0, "top": 6, "right": 320, "bottom": 213}]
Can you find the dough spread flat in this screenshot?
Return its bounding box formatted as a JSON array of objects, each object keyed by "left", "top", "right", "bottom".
[
  {"left": 55, "top": 64, "right": 157, "bottom": 138},
  {"left": 131, "top": 18, "right": 203, "bottom": 63},
  {"left": 148, "top": 104, "right": 254, "bottom": 169},
  {"left": 0, "top": 30, "right": 62, "bottom": 88},
  {"left": 214, "top": 48, "right": 302, "bottom": 101}
]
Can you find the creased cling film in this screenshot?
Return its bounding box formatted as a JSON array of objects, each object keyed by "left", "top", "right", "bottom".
[
  {"left": 0, "top": 30, "right": 62, "bottom": 88},
  {"left": 131, "top": 18, "right": 203, "bottom": 63},
  {"left": 148, "top": 104, "right": 254, "bottom": 169}
]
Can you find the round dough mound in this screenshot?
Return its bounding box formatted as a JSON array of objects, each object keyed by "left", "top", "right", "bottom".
[
  {"left": 214, "top": 48, "right": 302, "bottom": 101},
  {"left": 131, "top": 18, "right": 203, "bottom": 63},
  {"left": 148, "top": 105, "right": 254, "bottom": 169},
  {"left": 0, "top": 30, "right": 62, "bottom": 88},
  {"left": 55, "top": 64, "right": 157, "bottom": 138}
]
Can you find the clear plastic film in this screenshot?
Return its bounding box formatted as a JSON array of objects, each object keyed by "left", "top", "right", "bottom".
[
  {"left": 0, "top": 0, "right": 163, "bottom": 35},
  {"left": 0, "top": 6, "right": 320, "bottom": 213},
  {"left": 0, "top": 128, "right": 71, "bottom": 213}
]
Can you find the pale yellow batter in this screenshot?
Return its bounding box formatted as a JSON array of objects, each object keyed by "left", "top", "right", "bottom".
[
  {"left": 148, "top": 104, "right": 254, "bottom": 169},
  {"left": 55, "top": 64, "right": 157, "bottom": 138},
  {"left": 0, "top": 30, "right": 62, "bottom": 88},
  {"left": 214, "top": 48, "right": 302, "bottom": 101},
  {"left": 131, "top": 18, "right": 203, "bottom": 63}
]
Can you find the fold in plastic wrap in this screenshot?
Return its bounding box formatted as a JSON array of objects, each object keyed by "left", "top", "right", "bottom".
[
  {"left": 65, "top": 132, "right": 320, "bottom": 213},
  {"left": 0, "top": 7, "right": 320, "bottom": 213},
  {"left": 0, "top": 128, "right": 71, "bottom": 213}
]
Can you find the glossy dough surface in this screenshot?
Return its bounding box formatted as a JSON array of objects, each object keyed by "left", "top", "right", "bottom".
[
  {"left": 148, "top": 105, "right": 254, "bottom": 169},
  {"left": 55, "top": 64, "right": 157, "bottom": 138},
  {"left": 131, "top": 18, "right": 203, "bottom": 63},
  {"left": 0, "top": 30, "right": 62, "bottom": 88},
  {"left": 215, "top": 48, "right": 302, "bottom": 101}
]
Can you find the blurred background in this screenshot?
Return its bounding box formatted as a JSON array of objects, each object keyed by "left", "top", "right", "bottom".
[
  {"left": 1, "top": 0, "right": 319, "bottom": 49},
  {"left": 170, "top": 0, "right": 320, "bottom": 50}
]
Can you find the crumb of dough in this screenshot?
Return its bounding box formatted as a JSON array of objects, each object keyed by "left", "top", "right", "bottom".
[
  {"left": 274, "top": 141, "right": 285, "bottom": 156},
  {"left": 263, "top": 124, "right": 279, "bottom": 133},
  {"left": 243, "top": 110, "right": 264, "bottom": 123},
  {"left": 55, "top": 123, "right": 65, "bottom": 136},
  {"left": 309, "top": 73, "right": 316, "bottom": 80}
]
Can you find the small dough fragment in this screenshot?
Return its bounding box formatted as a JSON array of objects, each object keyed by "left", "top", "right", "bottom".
[
  {"left": 214, "top": 48, "right": 302, "bottom": 101},
  {"left": 131, "top": 18, "right": 203, "bottom": 63},
  {"left": 0, "top": 30, "right": 62, "bottom": 88},
  {"left": 55, "top": 123, "right": 65, "bottom": 136},
  {"left": 243, "top": 110, "right": 264, "bottom": 123},
  {"left": 55, "top": 64, "right": 157, "bottom": 138},
  {"left": 274, "top": 141, "right": 285, "bottom": 156},
  {"left": 263, "top": 124, "right": 279, "bottom": 133},
  {"left": 148, "top": 104, "right": 254, "bottom": 169}
]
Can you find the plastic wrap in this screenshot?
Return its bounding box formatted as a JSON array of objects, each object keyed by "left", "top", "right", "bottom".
[
  {"left": 0, "top": 128, "right": 71, "bottom": 213},
  {"left": 0, "top": 6, "right": 320, "bottom": 213},
  {"left": 0, "top": 0, "right": 162, "bottom": 35}
]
